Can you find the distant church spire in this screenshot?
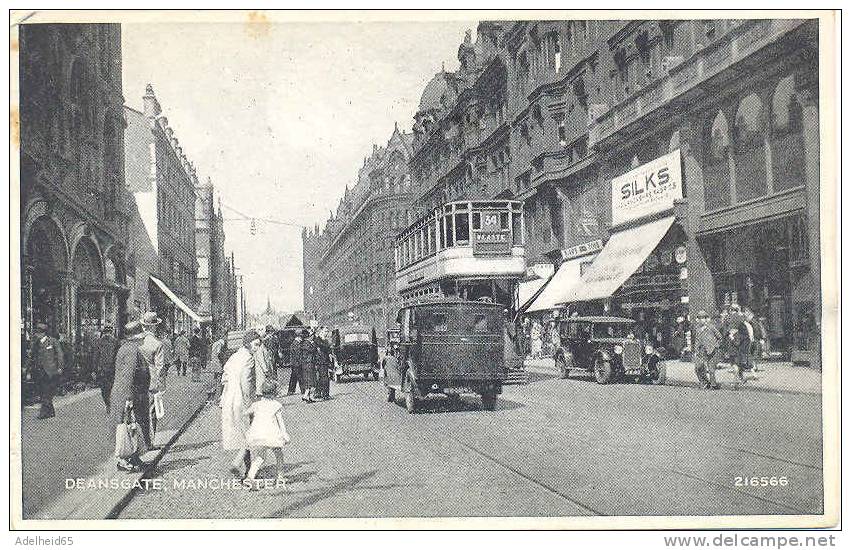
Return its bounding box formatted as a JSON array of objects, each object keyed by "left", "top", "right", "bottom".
[{"left": 264, "top": 296, "right": 273, "bottom": 315}]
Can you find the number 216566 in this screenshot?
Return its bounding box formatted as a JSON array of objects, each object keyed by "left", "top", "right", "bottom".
[{"left": 735, "top": 476, "right": 789, "bottom": 487}]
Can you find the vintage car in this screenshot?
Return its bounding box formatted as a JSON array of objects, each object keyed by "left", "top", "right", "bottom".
[
  {"left": 383, "top": 300, "right": 506, "bottom": 413},
  {"left": 552, "top": 316, "right": 666, "bottom": 385},
  {"left": 331, "top": 324, "right": 380, "bottom": 382}
]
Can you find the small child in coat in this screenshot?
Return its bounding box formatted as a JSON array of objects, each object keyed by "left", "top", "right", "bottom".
[{"left": 244, "top": 380, "right": 291, "bottom": 488}]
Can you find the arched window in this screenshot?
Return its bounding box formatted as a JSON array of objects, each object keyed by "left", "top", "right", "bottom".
[
  {"left": 734, "top": 93, "right": 767, "bottom": 202},
  {"left": 704, "top": 111, "right": 732, "bottom": 211},
  {"left": 771, "top": 75, "right": 805, "bottom": 192}
]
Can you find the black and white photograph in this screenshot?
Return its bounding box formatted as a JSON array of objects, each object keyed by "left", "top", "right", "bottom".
[{"left": 9, "top": 9, "right": 839, "bottom": 532}]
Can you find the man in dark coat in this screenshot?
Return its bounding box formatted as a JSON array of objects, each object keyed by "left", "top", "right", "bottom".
[
  {"left": 314, "top": 327, "right": 332, "bottom": 400},
  {"left": 108, "top": 320, "right": 150, "bottom": 472},
  {"left": 188, "top": 327, "right": 204, "bottom": 380},
  {"left": 27, "top": 322, "right": 64, "bottom": 419},
  {"left": 694, "top": 310, "right": 722, "bottom": 390},
  {"left": 299, "top": 329, "right": 317, "bottom": 402},
  {"left": 92, "top": 325, "right": 119, "bottom": 411},
  {"left": 287, "top": 332, "right": 303, "bottom": 396}
]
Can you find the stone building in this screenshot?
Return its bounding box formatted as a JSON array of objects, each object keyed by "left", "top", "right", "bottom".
[
  {"left": 195, "top": 178, "right": 233, "bottom": 334},
  {"left": 411, "top": 22, "right": 513, "bottom": 212},
  {"left": 19, "top": 23, "right": 130, "bottom": 345},
  {"left": 507, "top": 19, "right": 821, "bottom": 365},
  {"left": 405, "top": 19, "right": 820, "bottom": 364},
  {"left": 302, "top": 125, "right": 415, "bottom": 337},
  {"left": 124, "top": 85, "right": 204, "bottom": 334}
]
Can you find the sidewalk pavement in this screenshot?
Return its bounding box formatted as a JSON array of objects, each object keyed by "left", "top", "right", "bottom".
[
  {"left": 524, "top": 357, "right": 821, "bottom": 395},
  {"left": 26, "top": 370, "right": 211, "bottom": 520}
]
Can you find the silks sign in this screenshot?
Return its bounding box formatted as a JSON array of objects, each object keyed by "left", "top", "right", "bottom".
[{"left": 611, "top": 149, "right": 682, "bottom": 226}]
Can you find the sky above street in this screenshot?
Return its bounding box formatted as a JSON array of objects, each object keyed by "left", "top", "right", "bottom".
[{"left": 122, "top": 19, "right": 473, "bottom": 315}]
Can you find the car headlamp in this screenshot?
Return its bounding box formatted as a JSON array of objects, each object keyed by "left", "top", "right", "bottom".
[
  {"left": 645, "top": 345, "right": 655, "bottom": 355},
  {"left": 613, "top": 345, "right": 623, "bottom": 354}
]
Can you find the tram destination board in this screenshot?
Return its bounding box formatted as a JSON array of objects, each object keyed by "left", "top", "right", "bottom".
[{"left": 472, "top": 230, "right": 511, "bottom": 256}]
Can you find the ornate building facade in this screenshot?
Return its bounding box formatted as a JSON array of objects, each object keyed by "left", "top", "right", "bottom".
[
  {"left": 195, "top": 178, "right": 235, "bottom": 333},
  {"left": 407, "top": 19, "right": 820, "bottom": 364},
  {"left": 124, "top": 85, "right": 203, "bottom": 334},
  {"left": 19, "top": 23, "right": 130, "bottom": 343},
  {"left": 302, "top": 125, "right": 415, "bottom": 337}
]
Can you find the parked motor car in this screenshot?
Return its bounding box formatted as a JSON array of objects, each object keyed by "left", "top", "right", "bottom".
[
  {"left": 331, "top": 324, "right": 379, "bottom": 382},
  {"left": 552, "top": 316, "right": 666, "bottom": 385},
  {"left": 383, "top": 300, "right": 506, "bottom": 413}
]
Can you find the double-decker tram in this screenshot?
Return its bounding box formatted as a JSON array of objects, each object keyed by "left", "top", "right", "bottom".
[{"left": 394, "top": 200, "right": 526, "bottom": 313}]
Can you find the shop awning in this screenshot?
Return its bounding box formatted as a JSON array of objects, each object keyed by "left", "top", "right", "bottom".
[
  {"left": 518, "top": 277, "right": 551, "bottom": 312},
  {"left": 557, "top": 216, "right": 676, "bottom": 305},
  {"left": 525, "top": 256, "right": 587, "bottom": 313},
  {"left": 149, "top": 276, "right": 211, "bottom": 323}
]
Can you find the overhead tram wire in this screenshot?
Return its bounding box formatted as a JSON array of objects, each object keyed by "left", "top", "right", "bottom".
[{"left": 218, "top": 201, "right": 306, "bottom": 229}]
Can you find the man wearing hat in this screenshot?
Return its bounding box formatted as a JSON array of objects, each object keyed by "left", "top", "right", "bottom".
[
  {"left": 109, "top": 320, "right": 150, "bottom": 471},
  {"left": 221, "top": 329, "right": 261, "bottom": 478},
  {"left": 694, "top": 310, "right": 722, "bottom": 390},
  {"left": 139, "top": 312, "right": 166, "bottom": 448},
  {"left": 92, "top": 325, "right": 119, "bottom": 411},
  {"left": 26, "top": 322, "right": 64, "bottom": 419}
]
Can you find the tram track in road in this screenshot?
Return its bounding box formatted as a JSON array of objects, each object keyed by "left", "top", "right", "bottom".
[
  {"left": 340, "top": 375, "right": 822, "bottom": 517},
  {"left": 664, "top": 468, "right": 812, "bottom": 515},
  {"left": 343, "top": 379, "right": 606, "bottom": 516}
]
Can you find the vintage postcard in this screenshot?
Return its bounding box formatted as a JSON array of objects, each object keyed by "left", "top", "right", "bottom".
[{"left": 9, "top": 9, "right": 839, "bottom": 530}]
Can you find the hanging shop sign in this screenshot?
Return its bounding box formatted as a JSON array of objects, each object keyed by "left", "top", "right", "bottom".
[
  {"left": 611, "top": 149, "right": 683, "bottom": 226},
  {"left": 561, "top": 239, "right": 603, "bottom": 261}
]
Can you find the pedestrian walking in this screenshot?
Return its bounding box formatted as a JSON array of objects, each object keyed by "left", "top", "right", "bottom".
[
  {"left": 174, "top": 331, "right": 190, "bottom": 376},
  {"left": 530, "top": 321, "right": 543, "bottom": 360},
  {"left": 314, "top": 327, "right": 332, "bottom": 400},
  {"left": 26, "top": 322, "right": 64, "bottom": 419},
  {"left": 92, "top": 325, "right": 119, "bottom": 411},
  {"left": 287, "top": 332, "right": 303, "bottom": 396},
  {"left": 157, "top": 324, "right": 175, "bottom": 392},
  {"left": 745, "top": 309, "right": 762, "bottom": 371},
  {"left": 221, "top": 329, "right": 260, "bottom": 479},
  {"left": 299, "top": 329, "right": 317, "bottom": 402},
  {"left": 244, "top": 379, "right": 291, "bottom": 489},
  {"left": 253, "top": 328, "right": 272, "bottom": 397},
  {"left": 693, "top": 310, "right": 722, "bottom": 390},
  {"left": 109, "top": 320, "right": 150, "bottom": 472},
  {"left": 263, "top": 325, "right": 279, "bottom": 379},
  {"left": 208, "top": 330, "right": 227, "bottom": 404},
  {"left": 189, "top": 327, "right": 204, "bottom": 381},
  {"left": 139, "top": 312, "right": 166, "bottom": 449},
  {"left": 726, "top": 304, "right": 752, "bottom": 386}
]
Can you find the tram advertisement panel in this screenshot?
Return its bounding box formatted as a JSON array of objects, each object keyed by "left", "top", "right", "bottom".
[{"left": 473, "top": 211, "right": 510, "bottom": 256}]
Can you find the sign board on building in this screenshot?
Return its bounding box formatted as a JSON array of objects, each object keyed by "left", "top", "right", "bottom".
[
  {"left": 562, "top": 239, "right": 603, "bottom": 261},
  {"left": 611, "top": 149, "right": 683, "bottom": 226},
  {"left": 473, "top": 230, "right": 511, "bottom": 256}
]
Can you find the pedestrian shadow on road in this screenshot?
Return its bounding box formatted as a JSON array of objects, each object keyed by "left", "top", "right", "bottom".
[
  {"left": 169, "top": 440, "right": 218, "bottom": 453},
  {"left": 266, "top": 469, "right": 378, "bottom": 517},
  {"left": 150, "top": 456, "right": 211, "bottom": 477}
]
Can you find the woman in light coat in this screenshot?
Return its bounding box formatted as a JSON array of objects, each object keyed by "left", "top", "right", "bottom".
[{"left": 221, "top": 330, "right": 261, "bottom": 478}]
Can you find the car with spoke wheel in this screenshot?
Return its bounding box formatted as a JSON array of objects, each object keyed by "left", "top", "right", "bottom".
[
  {"left": 383, "top": 300, "right": 506, "bottom": 413},
  {"left": 552, "top": 316, "right": 665, "bottom": 385}
]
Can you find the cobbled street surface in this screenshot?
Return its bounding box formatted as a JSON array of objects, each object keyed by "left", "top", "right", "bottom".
[{"left": 118, "top": 368, "right": 823, "bottom": 519}]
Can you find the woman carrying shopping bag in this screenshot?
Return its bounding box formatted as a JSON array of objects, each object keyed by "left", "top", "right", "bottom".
[{"left": 109, "top": 320, "right": 150, "bottom": 472}]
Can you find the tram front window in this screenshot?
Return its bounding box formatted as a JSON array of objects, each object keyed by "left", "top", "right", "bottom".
[
  {"left": 445, "top": 215, "right": 454, "bottom": 247},
  {"left": 512, "top": 212, "right": 523, "bottom": 245},
  {"left": 455, "top": 212, "right": 470, "bottom": 244}
]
